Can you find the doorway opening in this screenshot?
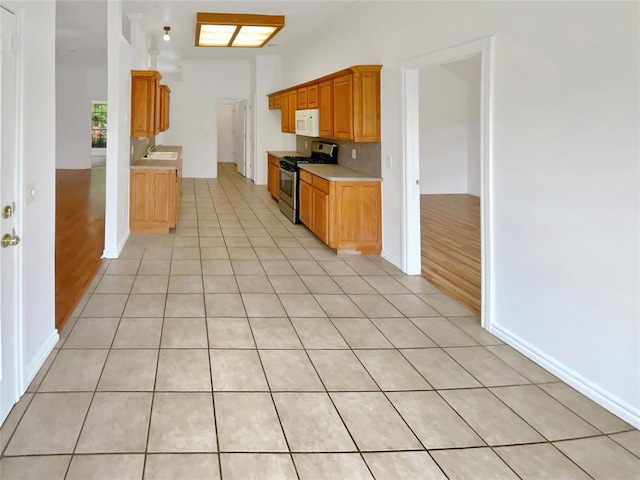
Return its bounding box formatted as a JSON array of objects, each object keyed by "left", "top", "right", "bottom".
[
  {"left": 419, "top": 55, "right": 482, "bottom": 315},
  {"left": 216, "top": 99, "right": 249, "bottom": 178},
  {"left": 54, "top": 0, "right": 107, "bottom": 329},
  {"left": 402, "top": 37, "right": 494, "bottom": 328}
]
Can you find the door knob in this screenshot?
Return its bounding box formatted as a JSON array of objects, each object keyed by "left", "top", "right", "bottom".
[
  {"left": 1, "top": 232, "right": 20, "bottom": 248},
  {"left": 2, "top": 204, "right": 13, "bottom": 219}
]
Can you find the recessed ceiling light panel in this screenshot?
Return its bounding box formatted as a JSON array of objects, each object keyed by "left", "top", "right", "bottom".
[{"left": 195, "top": 12, "right": 285, "bottom": 48}]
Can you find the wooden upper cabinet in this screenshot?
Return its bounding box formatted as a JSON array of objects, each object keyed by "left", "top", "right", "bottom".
[
  {"left": 307, "top": 84, "right": 319, "bottom": 108},
  {"left": 318, "top": 80, "right": 333, "bottom": 138},
  {"left": 297, "top": 87, "right": 308, "bottom": 109},
  {"left": 131, "top": 70, "right": 162, "bottom": 137},
  {"left": 353, "top": 67, "right": 381, "bottom": 142},
  {"left": 280, "top": 90, "right": 298, "bottom": 134},
  {"left": 154, "top": 81, "right": 161, "bottom": 135},
  {"left": 280, "top": 91, "right": 290, "bottom": 132},
  {"left": 268, "top": 93, "right": 282, "bottom": 110},
  {"left": 268, "top": 65, "right": 381, "bottom": 141},
  {"left": 288, "top": 90, "right": 297, "bottom": 133},
  {"left": 159, "top": 85, "right": 171, "bottom": 132},
  {"left": 333, "top": 74, "right": 354, "bottom": 141}
]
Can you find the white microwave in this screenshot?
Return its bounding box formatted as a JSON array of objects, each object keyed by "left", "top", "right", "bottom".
[{"left": 295, "top": 109, "right": 320, "bottom": 137}]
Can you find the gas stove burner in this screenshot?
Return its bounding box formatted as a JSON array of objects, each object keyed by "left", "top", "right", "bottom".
[{"left": 283, "top": 155, "right": 312, "bottom": 164}]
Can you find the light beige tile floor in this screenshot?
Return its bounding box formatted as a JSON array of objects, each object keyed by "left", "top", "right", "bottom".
[{"left": 1, "top": 164, "right": 638, "bottom": 479}]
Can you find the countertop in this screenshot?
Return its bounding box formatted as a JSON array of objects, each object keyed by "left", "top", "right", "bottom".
[
  {"left": 299, "top": 164, "right": 382, "bottom": 182},
  {"left": 267, "top": 151, "right": 306, "bottom": 159},
  {"left": 130, "top": 145, "right": 183, "bottom": 171}
]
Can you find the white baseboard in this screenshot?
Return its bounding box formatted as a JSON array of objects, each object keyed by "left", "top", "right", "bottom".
[
  {"left": 491, "top": 323, "right": 640, "bottom": 430},
  {"left": 102, "top": 230, "right": 130, "bottom": 259},
  {"left": 381, "top": 249, "right": 402, "bottom": 270},
  {"left": 24, "top": 329, "right": 59, "bottom": 390}
]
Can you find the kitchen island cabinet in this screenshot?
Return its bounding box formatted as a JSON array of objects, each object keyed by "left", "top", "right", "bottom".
[
  {"left": 130, "top": 146, "right": 182, "bottom": 234},
  {"left": 299, "top": 165, "right": 382, "bottom": 255}
]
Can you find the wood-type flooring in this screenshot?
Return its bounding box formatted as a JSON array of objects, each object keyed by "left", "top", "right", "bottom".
[
  {"left": 421, "top": 194, "right": 481, "bottom": 315},
  {"left": 55, "top": 168, "right": 105, "bottom": 329}
]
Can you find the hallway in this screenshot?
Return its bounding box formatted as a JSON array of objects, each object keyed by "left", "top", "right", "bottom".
[
  {"left": 1, "top": 164, "right": 638, "bottom": 479},
  {"left": 55, "top": 167, "right": 106, "bottom": 328}
]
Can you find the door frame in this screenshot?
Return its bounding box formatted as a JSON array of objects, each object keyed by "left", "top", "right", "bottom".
[
  {"left": 215, "top": 99, "right": 236, "bottom": 168},
  {"left": 233, "top": 99, "right": 247, "bottom": 176},
  {"left": 401, "top": 36, "right": 495, "bottom": 329},
  {"left": 0, "top": 3, "right": 26, "bottom": 423}
]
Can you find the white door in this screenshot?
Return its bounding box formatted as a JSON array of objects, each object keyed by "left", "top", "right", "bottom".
[
  {"left": 233, "top": 100, "right": 246, "bottom": 176},
  {"left": 245, "top": 97, "right": 254, "bottom": 181},
  {"left": 0, "top": 5, "right": 21, "bottom": 425}
]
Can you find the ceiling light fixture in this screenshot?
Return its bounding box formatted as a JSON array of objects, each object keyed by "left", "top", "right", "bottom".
[
  {"left": 163, "top": 26, "right": 171, "bottom": 42},
  {"left": 195, "top": 12, "right": 285, "bottom": 48}
]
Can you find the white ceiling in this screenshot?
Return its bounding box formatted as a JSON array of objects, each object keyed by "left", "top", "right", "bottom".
[
  {"left": 122, "top": 1, "right": 356, "bottom": 64},
  {"left": 56, "top": 0, "right": 107, "bottom": 67},
  {"left": 55, "top": 0, "right": 357, "bottom": 70}
]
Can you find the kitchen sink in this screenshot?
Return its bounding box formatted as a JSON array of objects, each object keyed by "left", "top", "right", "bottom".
[{"left": 143, "top": 151, "right": 178, "bottom": 160}]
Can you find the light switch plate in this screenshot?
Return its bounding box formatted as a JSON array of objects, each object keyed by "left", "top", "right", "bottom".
[
  {"left": 352, "top": 149, "right": 357, "bottom": 159},
  {"left": 26, "top": 182, "right": 37, "bottom": 204}
]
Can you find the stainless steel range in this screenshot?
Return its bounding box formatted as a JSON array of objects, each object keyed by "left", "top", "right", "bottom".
[{"left": 279, "top": 141, "right": 338, "bottom": 223}]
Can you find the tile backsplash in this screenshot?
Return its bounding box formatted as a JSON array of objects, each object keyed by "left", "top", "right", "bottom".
[
  {"left": 130, "top": 137, "right": 155, "bottom": 164},
  {"left": 296, "top": 136, "right": 381, "bottom": 178}
]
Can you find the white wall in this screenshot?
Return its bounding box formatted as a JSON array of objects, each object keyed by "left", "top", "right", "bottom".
[
  {"left": 216, "top": 101, "right": 235, "bottom": 164},
  {"left": 419, "top": 59, "right": 481, "bottom": 195},
  {"left": 103, "top": 0, "right": 135, "bottom": 258},
  {"left": 466, "top": 76, "right": 481, "bottom": 196},
  {"left": 254, "top": 55, "right": 287, "bottom": 185},
  {"left": 419, "top": 66, "right": 469, "bottom": 194},
  {"left": 56, "top": 65, "right": 107, "bottom": 169},
  {"left": 160, "top": 61, "right": 250, "bottom": 178},
  {"left": 5, "top": 0, "right": 58, "bottom": 389},
  {"left": 280, "top": 1, "right": 640, "bottom": 426}
]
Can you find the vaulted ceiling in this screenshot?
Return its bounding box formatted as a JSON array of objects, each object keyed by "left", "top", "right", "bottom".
[{"left": 56, "top": 0, "right": 357, "bottom": 68}]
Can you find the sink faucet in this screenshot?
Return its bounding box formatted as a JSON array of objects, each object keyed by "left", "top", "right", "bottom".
[{"left": 146, "top": 144, "right": 157, "bottom": 155}]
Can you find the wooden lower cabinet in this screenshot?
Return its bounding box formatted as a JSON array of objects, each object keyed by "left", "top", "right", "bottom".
[
  {"left": 312, "top": 187, "right": 329, "bottom": 244},
  {"left": 299, "top": 179, "right": 312, "bottom": 225},
  {"left": 267, "top": 154, "right": 280, "bottom": 199},
  {"left": 130, "top": 168, "right": 179, "bottom": 234},
  {"left": 333, "top": 182, "right": 381, "bottom": 251},
  {"left": 299, "top": 170, "right": 381, "bottom": 255}
]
